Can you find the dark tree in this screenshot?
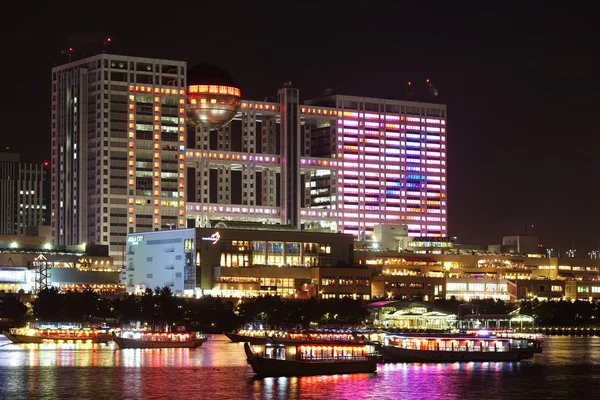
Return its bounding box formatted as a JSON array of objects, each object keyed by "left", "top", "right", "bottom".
[
  {"left": 113, "top": 294, "right": 141, "bottom": 323},
  {"left": 0, "top": 295, "right": 28, "bottom": 323},
  {"left": 139, "top": 288, "right": 157, "bottom": 322},
  {"left": 237, "top": 295, "right": 288, "bottom": 327},
  {"left": 31, "top": 287, "right": 64, "bottom": 321},
  {"left": 188, "top": 296, "right": 238, "bottom": 332}
]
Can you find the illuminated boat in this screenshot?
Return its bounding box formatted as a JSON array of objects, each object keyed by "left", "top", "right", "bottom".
[
  {"left": 224, "top": 329, "right": 284, "bottom": 344},
  {"left": 112, "top": 330, "right": 207, "bottom": 349},
  {"left": 244, "top": 341, "right": 379, "bottom": 377},
  {"left": 381, "top": 333, "right": 543, "bottom": 362},
  {"left": 2, "top": 323, "right": 112, "bottom": 344}
]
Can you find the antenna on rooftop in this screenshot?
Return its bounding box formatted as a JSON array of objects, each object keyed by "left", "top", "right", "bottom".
[
  {"left": 61, "top": 46, "right": 75, "bottom": 62},
  {"left": 426, "top": 78, "right": 439, "bottom": 98},
  {"left": 102, "top": 36, "right": 112, "bottom": 53},
  {"left": 405, "top": 81, "right": 415, "bottom": 100}
]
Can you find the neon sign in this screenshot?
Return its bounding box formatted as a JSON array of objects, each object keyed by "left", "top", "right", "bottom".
[
  {"left": 201, "top": 232, "right": 220, "bottom": 245},
  {"left": 127, "top": 236, "right": 144, "bottom": 245}
]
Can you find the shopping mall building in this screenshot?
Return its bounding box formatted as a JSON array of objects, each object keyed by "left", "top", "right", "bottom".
[
  {"left": 125, "top": 225, "right": 369, "bottom": 300},
  {"left": 124, "top": 228, "right": 600, "bottom": 302}
]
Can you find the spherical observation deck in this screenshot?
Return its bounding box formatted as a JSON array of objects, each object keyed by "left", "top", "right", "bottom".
[{"left": 186, "top": 64, "right": 241, "bottom": 130}]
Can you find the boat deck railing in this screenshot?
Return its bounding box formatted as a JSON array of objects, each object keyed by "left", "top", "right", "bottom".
[
  {"left": 10, "top": 328, "right": 108, "bottom": 338},
  {"left": 298, "top": 354, "right": 378, "bottom": 362},
  {"left": 393, "top": 343, "right": 537, "bottom": 352}
]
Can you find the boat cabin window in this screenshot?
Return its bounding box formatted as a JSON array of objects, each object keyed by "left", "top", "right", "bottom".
[{"left": 265, "top": 346, "right": 286, "bottom": 360}]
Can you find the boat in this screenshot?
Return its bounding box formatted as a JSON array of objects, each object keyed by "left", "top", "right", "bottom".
[
  {"left": 380, "top": 333, "right": 543, "bottom": 362},
  {"left": 244, "top": 340, "right": 379, "bottom": 377},
  {"left": 224, "top": 329, "right": 284, "bottom": 344},
  {"left": 112, "top": 329, "right": 207, "bottom": 349},
  {"left": 2, "top": 323, "right": 112, "bottom": 344}
]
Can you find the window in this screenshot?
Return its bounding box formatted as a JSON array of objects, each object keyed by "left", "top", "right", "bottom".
[
  {"left": 338, "top": 276, "right": 353, "bottom": 286},
  {"left": 321, "top": 276, "right": 335, "bottom": 286}
]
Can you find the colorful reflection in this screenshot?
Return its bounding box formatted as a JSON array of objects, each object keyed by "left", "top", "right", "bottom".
[
  {"left": 0, "top": 335, "right": 599, "bottom": 399},
  {"left": 114, "top": 348, "right": 190, "bottom": 367},
  {"left": 2, "top": 342, "right": 113, "bottom": 368}
]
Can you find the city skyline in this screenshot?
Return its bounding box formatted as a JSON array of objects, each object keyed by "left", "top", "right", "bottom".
[{"left": 0, "top": 2, "right": 595, "bottom": 252}]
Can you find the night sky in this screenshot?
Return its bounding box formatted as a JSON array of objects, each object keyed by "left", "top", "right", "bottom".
[{"left": 1, "top": 3, "right": 595, "bottom": 253}]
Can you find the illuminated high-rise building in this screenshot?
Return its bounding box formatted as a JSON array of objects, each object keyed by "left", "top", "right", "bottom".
[
  {"left": 51, "top": 54, "right": 187, "bottom": 264},
  {"left": 52, "top": 50, "right": 447, "bottom": 270},
  {"left": 0, "top": 152, "right": 48, "bottom": 235},
  {"left": 186, "top": 88, "right": 448, "bottom": 239}
]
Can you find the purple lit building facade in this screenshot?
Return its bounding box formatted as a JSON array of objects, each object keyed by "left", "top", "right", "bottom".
[{"left": 187, "top": 92, "right": 448, "bottom": 241}]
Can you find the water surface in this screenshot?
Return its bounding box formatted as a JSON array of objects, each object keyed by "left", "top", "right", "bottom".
[{"left": 0, "top": 334, "right": 598, "bottom": 399}]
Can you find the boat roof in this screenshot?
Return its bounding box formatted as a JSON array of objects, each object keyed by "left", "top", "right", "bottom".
[
  {"left": 385, "top": 333, "right": 513, "bottom": 340},
  {"left": 266, "top": 339, "right": 371, "bottom": 346}
]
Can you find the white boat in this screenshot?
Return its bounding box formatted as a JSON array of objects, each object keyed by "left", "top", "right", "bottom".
[
  {"left": 112, "top": 330, "right": 207, "bottom": 349},
  {"left": 381, "top": 333, "right": 543, "bottom": 362},
  {"left": 2, "top": 323, "right": 112, "bottom": 344},
  {"left": 244, "top": 341, "right": 379, "bottom": 377}
]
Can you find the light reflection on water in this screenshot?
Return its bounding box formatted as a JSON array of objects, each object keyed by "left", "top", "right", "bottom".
[{"left": 1, "top": 335, "right": 599, "bottom": 399}]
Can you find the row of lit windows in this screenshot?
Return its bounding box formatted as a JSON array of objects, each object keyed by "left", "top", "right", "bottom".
[
  {"left": 123, "top": 216, "right": 185, "bottom": 226},
  {"left": 339, "top": 129, "right": 444, "bottom": 141},
  {"left": 129, "top": 86, "right": 183, "bottom": 95},
  {"left": 133, "top": 199, "right": 184, "bottom": 207},
  {"left": 188, "top": 85, "right": 241, "bottom": 96},
  {"left": 342, "top": 145, "right": 446, "bottom": 154},
  {"left": 446, "top": 283, "right": 509, "bottom": 292},
  {"left": 321, "top": 294, "right": 371, "bottom": 300},
  {"left": 577, "top": 286, "right": 600, "bottom": 293}
]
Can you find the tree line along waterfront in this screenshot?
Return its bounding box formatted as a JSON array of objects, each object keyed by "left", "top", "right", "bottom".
[{"left": 1, "top": 288, "right": 600, "bottom": 333}]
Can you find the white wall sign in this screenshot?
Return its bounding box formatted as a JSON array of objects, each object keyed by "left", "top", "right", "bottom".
[{"left": 201, "top": 232, "right": 220, "bottom": 244}]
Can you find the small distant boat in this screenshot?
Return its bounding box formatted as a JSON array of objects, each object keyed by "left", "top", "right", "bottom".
[
  {"left": 380, "top": 333, "right": 544, "bottom": 362},
  {"left": 244, "top": 341, "right": 379, "bottom": 377},
  {"left": 112, "top": 330, "right": 207, "bottom": 349},
  {"left": 2, "top": 323, "right": 112, "bottom": 344}
]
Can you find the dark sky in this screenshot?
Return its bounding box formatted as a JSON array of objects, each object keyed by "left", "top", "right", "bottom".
[{"left": 1, "top": 2, "right": 596, "bottom": 252}]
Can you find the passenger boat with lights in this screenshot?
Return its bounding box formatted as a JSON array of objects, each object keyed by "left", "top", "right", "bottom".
[
  {"left": 244, "top": 341, "right": 379, "bottom": 377},
  {"left": 224, "top": 329, "right": 285, "bottom": 344},
  {"left": 380, "top": 331, "right": 543, "bottom": 362},
  {"left": 2, "top": 323, "right": 112, "bottom": 344},
  {"left": 112, "top": 329, "right": 207, "bottom": 349}
]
